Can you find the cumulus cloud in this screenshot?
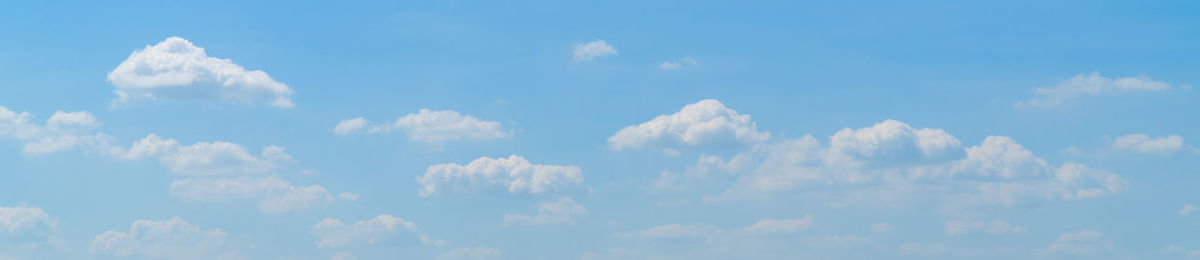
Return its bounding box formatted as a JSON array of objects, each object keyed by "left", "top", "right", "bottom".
[
  {"left": 504, "top": 197, "right": 587, "bottom": 226},
  {"left": 90, "top": 217, "right": 244, "bottom": 260},
  {"left": 613, "top": 224, "right": 718, "bottom": 241},
  {"left": 608, "top": 99, "right": 769, "bottom": 152},
  {"left": 743, "top": 215, "right": 813, "bottom": 235},
  {"left": 114, "top": 134, "right": 291, "bottom": 176},
  {"left": 417, "top": 155, "right": 584, "bottom": 197},
  {"left": 1039, "top": 230, "right": 1113, "bottom": 256},
  {"left": 944, "top": 220, "right": 1027, "bottom": 235},
  {"left": 333, "top": 109, "right": 510, "bottom": 144},
  {"left": 0, "top": 106, "right": 115, "bottom": 155},
  {"left": 0, "top": 206, "right": 54, "bottom": 234},
  {"left": 572, "top": 40, "right": 617, "bottom": 62},
  {"left": 1112, "top": 134, "right": 1185, "bottom": 154},
  {"left": 1016, "top": 72, "right": 1176, "bottom": 109},
  {"left": 107, "top": 37, "right": 295, "bottom": 108},
  {"left": 439, "top": 247, "right": 502, "bottom": 260},
  {"left": 170, "top": 176, "right": 335, "bottom": 213},
  {"left": 311, "top": 215, "right": 428, "bottom": 248},
  {"left": 1180, "top": 204, "right": 1197, "bottom": 216}
]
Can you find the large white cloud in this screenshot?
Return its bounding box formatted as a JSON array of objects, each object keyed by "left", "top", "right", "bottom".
[
  {"left": 1016, "top": 72, "right": 1176, "bottom": 109},
  {"left": 311, "top": 215, "right": 431, "bottom": 248},
  {"left": 90, "top": 217, "right": 244, "bottom": 260},
  {"left": 334, "top": 109, "right": 510, "bottom": 144},
  {"left": 108, "top": 37, "right": 295, "bottom": 108},
  {"left": 608, "top": 99, "right": 769, "bottom": 152},
  {"left": 170, "top": 176, "right": 335, "bottom": 213},
  {"left": 572, "top": 40, "right": 617, "bottom": 62},
  {"left": 1112, "top": 134, "right": 1185, "bottom": 154},
  {"left": 503, "top": 197, "right": 587, "bottom": 226},
  {"left": 417, "top": 155, "right": 583, "bottom": 197}
]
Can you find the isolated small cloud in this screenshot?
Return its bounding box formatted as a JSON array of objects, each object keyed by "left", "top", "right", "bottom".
[
  {"left": 334, "top": 109, "right": 510, "bottom": 144},
  {"left": 108, "top": 37, "right": 294, "bottom": 108},
  {"left": 1180, "top": 204, "right": 1197, "bottom": 216},
  {"left": 1112, "top": 134, "right": 1184, "bottom": 154},
  {"left": 659, "top": 57, "right": 697, "bottom": 70},
  {"left": 417, "top": 155, "right": 584, "bottom": 197},
  {"left": 504, "top": 197, "right": 587, "bottom": 226},
  {"left": 1016, "top": 72, "right": 1175, "bottom": 109},
  {"left": 114, "top": 134, "right": 292, "bottom": 176},
  {"left": 944, "top": 220, "right": 1027, "bottom": 235},
  {"left": 573, "top": 40, "right": 617, "bottom": 62},
  {"left": 743, "top": 215, "right": 813, "bottom": 235}
]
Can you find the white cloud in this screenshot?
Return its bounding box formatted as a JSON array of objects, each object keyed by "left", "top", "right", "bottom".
[
  {"left": 572, "top": 40, "right": 617, "bottom": 62},
  {"left": 1113, "top": 134, "right": 1185, "bottom": 154},
  {"left": 108, "top": 37, "right": 295, "bottom": 108},
  {"left": 944, "top": 220, "right": 1027, "bottom": 235},
  {"left": 0, "top": 206, "right": 54, "bottom": 234},
  {"left": 0, "top": 106, "right": 115, "bottom": 155},
  {"left": 0, "top": 106, "right": 42, "bottom": 140},
  {"left": 659, "top": 57, "right": 697, "bottom": 71},
  {"left": 1016, "top": 72, "right": 1176, "bottom": 109},
  {"left": 613, "top": 224, "right": 717, "bottom": 240},
  {"left": 743, "top": 214, "right": 813, "bottom": 235},
  {"left": 90, "top": 217, "right": 244, "bottom": 260},
  {"left": 608, "top": 99, "right": 769, "bottom": 152},
  {"left": 311, "top": 215, "right": 423, "bottom": 248},
  {"left": 330, "top": 252, "right": 357, "bottom": 260},
  {"left": 504, "top": 197, "right": 587, "bottom": 226},
  {"left": 1180, "top": 204, "right": 1197, "bottom": 216},
  {"left": 1039, "top": 230, "right": 1112, "bottom": 256},
  {"left": 439, "top": 247, "right": 502, "bottom": 260},
  {"left": 337, "top": 192, "right": 360, "bottom": 202},
  {"left": 1163, "top": 245, "right": 1200, "bottom": 257},
  {"left": 170, "top": 177, "right": 334, "bottom": 213},
  {"left": 333, "top": 109, "right": 510, "bottom": 144},
  {"left": 871, "top": 223, "right": 894, "bottom": 232},
  {"left": 823, "top": 119, "right": 964, "bottom": 166},
  {"left": 114, "top": 134, "right": 291, "bottom": 176},
  {"left": 417, "top": 155, "right": 584, "bottom": 197}
]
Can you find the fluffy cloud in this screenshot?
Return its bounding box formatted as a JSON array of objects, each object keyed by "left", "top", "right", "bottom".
[
  {"left": 944, "top": 220, "right": 1027, "bottom": 235},
  {"left": 417, "top": 155, "right": 583, "bottom": 197},
  {"left": 107, "top": 37, "right": 295, "bottom": 108},
  {"left": 170, "top": 177, "right": 334, "bottom": 213},
  {"left": 608, "top": 99, "right": 769, "bottom": 152},
  {"left": 311, "top": 215, "right": 426, "bottom": 248},
  {"left": 1039, "top": 230, "right": 1113, "bottom": 256},
  {"left": 823, "top": 119, "right": 964, "bottom": 166},
  {"left": 439, "top": 247, "right": 502, "bottom": 260},
  {"left": 1112, "top": 134, "right": 1185, "bottom": 154},
  {"left": 504, "top": 197, "right": 587, "bottom": 226},
  {"left": 1180, "top": 204, "right": 1197, "bottom": 216},
  {"left": 1016, "top": 72, "right": 1176, "bottom": 109},
  {"left": 333, "top": 109, "right": 510, "bottom": 144},
  {"left": 0, "top": 106, "right": 114, "bottom": 155},
  {"left": 0, "top": 206, "right": 54, "bottom": 234},
  {"left": 115, "top": 134, "right": 291, "bottom": 176},
  {"left": 572, "top": 40, "right": 617, "bottom": 62},
  {"left": 743, "top": 214, "right": 813, "bottom": 235},
  {"left": 90, "top": 217, "right": 244, "bottom": 260},
  {"left": 613, "top": 224, "right": 717, "bottom": 241}
]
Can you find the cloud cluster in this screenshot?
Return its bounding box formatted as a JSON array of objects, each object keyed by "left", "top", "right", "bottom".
[
  {"left": 503, "top": 197, "right": 587, "bottom": 226},
  {"left": 108, "top": 37, "right": 295, "bottom": 108},
  {"left": 417, "top": 155, "right": 584, "bottom": 197},
  {"left": 334, "top": 109, "right": 510, "bottom": 144},
  {"left": 1016, "top": 72, "right": 1176, "bottom": 109},
  {"left": 608, "top": 99, "right": 769, "bottom": 152},
  {"left": 311, "top": 215, "right": 432, "bottom": 248},
  {"left": 115, "top": 134, "right": 292, "bottom": 176},
  {"left": 90, "top": 217, "right": 244, "bottom": 260}
]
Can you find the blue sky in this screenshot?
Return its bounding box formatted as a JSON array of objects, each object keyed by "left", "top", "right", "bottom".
[{"left": 1, "top": 1, "right": 1199, "bottom": 259}]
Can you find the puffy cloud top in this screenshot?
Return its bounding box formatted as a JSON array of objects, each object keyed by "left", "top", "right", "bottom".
[
  {"left": 572, "top": 40, "right": 617, "bottom": 62},
  {"left": 108, "top": 37, "right": 295, "bottom": 108},
  {"left": 417, "top": 155, "right": 584, "bottom": 197},
  {"left": 608, "top": 99, "right": 769, "bottom": 151}
]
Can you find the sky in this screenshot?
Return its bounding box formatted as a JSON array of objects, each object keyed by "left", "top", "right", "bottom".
[{"left": 1, "top": 1, "right": 1199, "bottom": 259}]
